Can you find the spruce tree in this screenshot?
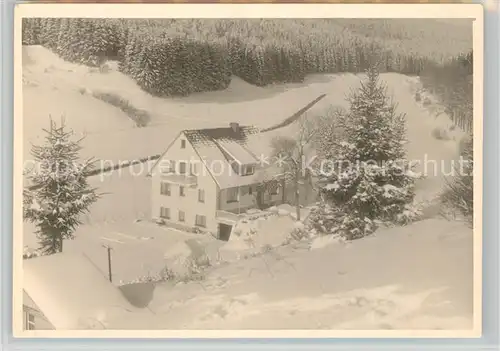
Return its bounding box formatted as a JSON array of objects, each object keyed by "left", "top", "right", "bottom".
[
  {"left": 318, "top": 65, "right": 417, "bottom": 240},
  {"left": 67, "top": 18, "right": 84, "bottom": 63},
  {"left": 89, "top": 19, "right": 109, "bottom": 66},
  {"left": 23, "top": 119, "right": 100, "bottom": 254},
  {"left": 55, "top": 18, "right": 71, "bottom": 57},
  {"left": 121, "top": 32, "right": 137, "bottom": 75},
  {"left": 442, "top": 134, "right": 473, "bottom": 223},
  {"left": 22, "top": 18, "right": 39, "bottom": 45},
  {"left": 39, "top": 18, "right": 59, "bottom": 49}
]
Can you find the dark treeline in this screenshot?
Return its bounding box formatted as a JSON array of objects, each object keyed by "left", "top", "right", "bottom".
[
  {"left": 22, "top": 18, "right": 471, "bottom": 98},
  {"left": 419, "top": 51, "right": 473, "bottom": 132},
  {"left": 418, "top": 51, "right": 474, "bottom": 222}
]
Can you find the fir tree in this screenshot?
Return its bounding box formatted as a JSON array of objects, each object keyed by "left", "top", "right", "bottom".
[
  {"left": 442, "top": 134, "right": 473, "bottom": 223},
  {"left": 23, "top": 119, "right": 100, "bottom": 254},
  {"left": 66, "top": 18, "right": 86, "bottom": 63},
  {"left": 22, "top": 18, "right": 41, "bottom": 45},
  {"left": 55, "top": 18, "right": 71, "bottom": 56},
  {"left": 318, "top": 65, "right": 418, "bottom": 239},
  {"left": 39, "top": 18, "right": 59, "bottom": 49},
  {"left": 121, "top": 33, "right": 137, "bottom": 75}
]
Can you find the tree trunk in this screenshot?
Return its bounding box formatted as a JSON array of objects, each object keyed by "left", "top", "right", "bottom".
[
  {"left": 59, "top": 237, "right": 63, "bottom": 253},
  {"left": 295, "top": 168, "right": 301, "bottom": 221},
  {"left": 256, "top": 189, "right": 264, "bottom": 209}
]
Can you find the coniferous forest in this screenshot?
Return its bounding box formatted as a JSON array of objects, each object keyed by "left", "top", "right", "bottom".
[
  {"left": 22, "top": 18, "right": 472, "bottom": 101},
  {"left": 420, "top": 51, "right": 473, "bottom": 132}
]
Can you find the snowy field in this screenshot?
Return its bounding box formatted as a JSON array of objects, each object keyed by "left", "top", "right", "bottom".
[
  {"left": 21, "top": 45, "right": 473, "bottom": 330},
  {"left": 23, "top": 46, "right": 358, "bottom": 163},
  {"left": 143, "top": 219, "right": 473, "bottom": 330},
  {"left": 22, "top": 45, "right": 464, "bottom": 203}
]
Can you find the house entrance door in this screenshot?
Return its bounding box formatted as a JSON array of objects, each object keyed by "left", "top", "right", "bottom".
[{"left": 218, "top": 223, "right": 233, "bottom": 241}]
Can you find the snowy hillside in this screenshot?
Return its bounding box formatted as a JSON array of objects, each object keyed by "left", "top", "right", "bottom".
[
  {"left": 23, "top": 46, "right": 465, "bottom": 222},
  {"left": 21, "top": 44, "right": 473, "bottom": 332},
  {"left": 104, "top": 218, "right": 473, "bottom": 331}
]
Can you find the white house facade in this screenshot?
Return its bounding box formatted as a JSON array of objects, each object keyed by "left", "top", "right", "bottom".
[{"left": 149, "top": 123, "right": 284, "bottom": 240}]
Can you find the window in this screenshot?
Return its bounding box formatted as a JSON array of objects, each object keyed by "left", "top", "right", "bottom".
[
  {"left": 25, "top": 311, "right": 35, "bottom": 330},
  {"left": 179, "top": 186, "right": 185, "bottom": 197},
  {"left": 195, "top": 214, "right": 206, "bottom": 227},
  {"left": 241, "top": 164, "right": 255, "bottom": 176},
  {"left": 179, "top": 162, "right": 187, "bottom": 175},
  {"left": 169, "top": 160, "right": 176, "bottom": 173},
  {"left": 198, "top": 189, "right": 205, "bottom": 203},
  {"left": 178, "top": 210, "right": 185, "bottom": 222},
  {"left": 160, "top": 182, "right": 171, "bottom": 196},
  {"left": 160, "top": 207, "right": 170, "bottom": 219},
  {"left": 191, "top": 163, "right": 198, "bottom": 176},
  {"left": 181, "top": 140, "right": 186, "bottom": 149},
  {"left": 226, "top": 187, "right": 239, "bottom": 203},
  {"left": 248, "top": 186, "right": 253, "bottom": 195}
]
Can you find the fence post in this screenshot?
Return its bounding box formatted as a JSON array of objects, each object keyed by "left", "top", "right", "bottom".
[{"left": 102, "top": 244, "right": 113, "bottom": 282}]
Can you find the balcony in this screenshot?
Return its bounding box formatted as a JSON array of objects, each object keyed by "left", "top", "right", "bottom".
[
  {"left": 160, "top": 172, "right": 197, "bottom": 187},
  {"left": 216, "top": 210, "right": 242, "bottom": 225}
]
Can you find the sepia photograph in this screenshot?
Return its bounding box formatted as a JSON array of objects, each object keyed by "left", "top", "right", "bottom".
[{"left": 14, "top": 4, "right": 482, "bottom": 337}]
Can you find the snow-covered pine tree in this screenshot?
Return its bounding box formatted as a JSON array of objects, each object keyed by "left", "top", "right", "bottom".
[
  {"left": 198, "top": 41, "right": 215, "bottom": 91},
  {"left": 168, "top": 36, "right": 190, "bottom": 96},
  {"left": 23, "top": 119, "right": 100, "bottom": 254},
  {"left": 55, "top": 18, "right": 71, "bottom": 57},
  {"left": 88, "top": 19, "right": 110, "bottom": 66},
  {"left": 79, "top": 19, "right": 101, "bottom": 66},
  {"left": 117, "top": 24, "right": 130, "bottom": 70},
  {"left": 129, "top": 34, "right": 146, "bottom": 81},
  {"left": 134, "top": 45, "right": 154, "bottom": 92},
  {"left": 318, "top": 65, "right": 418, "bottom": 240},
  {"left": 334, "top": 44, "right": 343, "bottom": 72},
  {"left": 66, "top": 18, "right": 85, "bottom": 63},
  {"left": 183, "top": 39, "right": 199, "bottom": 92},
  {"left": 205, "top": 40, "right": 231, "bottom": 91},
  {"left": 22, "top": 18, "right": 40, "bottom": 45},
  {"left": 121, "top": 32, "right": 137, "bottom": 75},
  {"left": 254, "top": 44, "right": 266, "bottom": 86},
  {"left": 442, "top": 133, "right": 473, "bottom": 224},
  {"left": 22, "top": 18, "right": 32, "bottom": 45},
  {"left": 39, "top": 18, "right": 59, "bottom": 50}
]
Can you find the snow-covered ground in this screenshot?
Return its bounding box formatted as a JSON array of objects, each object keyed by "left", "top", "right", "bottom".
[
  {"left": 22, "top": 46, "right": 357, "bottom": 164},
  {"left": 22, "top": 46, "right": 464, "bottom": 217},
  {"left": 21, "top": 46, "right": 473, "bottom": 331},
  {"left": 105, "top": 218, "right": 472, "bottom": 331}
]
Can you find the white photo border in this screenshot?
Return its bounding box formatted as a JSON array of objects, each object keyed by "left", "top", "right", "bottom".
[{"left": 1, "top": 1, "right": 498, "bottom": 349}]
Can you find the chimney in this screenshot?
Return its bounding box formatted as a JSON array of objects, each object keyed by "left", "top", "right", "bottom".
[{"left": 230, "top": 122, "right": 240, "bottom": 133}]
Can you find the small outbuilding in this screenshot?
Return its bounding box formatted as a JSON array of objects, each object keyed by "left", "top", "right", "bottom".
[{"left": 23, "top": 252, "right": 140, "bottom": 330}]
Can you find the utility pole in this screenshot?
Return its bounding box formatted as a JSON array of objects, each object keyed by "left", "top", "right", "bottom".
[
  {"left": 102, "top": 244, "right": 113, "bottom": 283},
  {"left": 237, "top": 186, "right": 241, "bottom": 215}
]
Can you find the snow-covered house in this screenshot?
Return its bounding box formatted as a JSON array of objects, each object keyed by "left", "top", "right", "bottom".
[
  {"left": 22, "top": 252, "right": 138, "bottom": 330},
  {"left": 148, "top": 123, "right": 285, "bottom": 240}
]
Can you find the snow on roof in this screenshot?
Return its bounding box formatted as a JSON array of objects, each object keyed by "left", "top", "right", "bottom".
[
  {"left": 23, "top": 252, "right": 138, "bottom": 330},
  {"left": 149, "top": 115, "right": 312, "bottom": 189},
  {"left": 185, "top": 126, "right": 285, "bottom": 189},
  {"left": 23, "top": 290, "right": 39, "bottom": 312},
  {"left": 184, "top": 125, "right": 258, "bottom": 146},
  {"left": 216, "top": 139, "right": 258, "bottom": 165}
]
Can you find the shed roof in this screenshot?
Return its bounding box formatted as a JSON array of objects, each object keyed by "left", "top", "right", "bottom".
[{"left": 23, "top": 252, "right": 138, "bottom": 330}]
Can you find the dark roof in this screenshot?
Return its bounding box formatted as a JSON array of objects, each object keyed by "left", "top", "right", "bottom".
[{"left": 183, "top": 126, "right": 259, "bottom": 147}]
